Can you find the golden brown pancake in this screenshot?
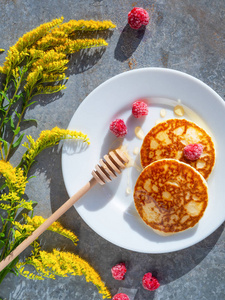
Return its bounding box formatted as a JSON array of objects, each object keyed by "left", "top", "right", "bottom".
[
  {"left": 134, "top": 159, "right": 208, "bottom": 236},
  {"left": 140, "top": 118, "right": 215, "bottom": 180}
]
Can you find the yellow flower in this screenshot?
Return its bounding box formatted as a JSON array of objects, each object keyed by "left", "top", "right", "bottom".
[
  {"left": 35, "top": 84, "right": 66, "bottom": 95},
  {"left": 32, "top": 49, "right": 67, "bottom": 68},
  {"left": 14, "top": 17, "right": 64, "bottom": 52},
  {"left": 35, "top": 36, "right": 67, "bottom": 51},
  {"left": 0, "top": 160, "right": 27, "bottom": 194},
  {"left": 14, "top": 230, "right": 22, "bottom": 240},
  {"left": 41, "top": 73, "right": 67, "bottom": 83},
  {"left": 22, "top": 127, "right": 89, "bottom": 170},
  {"left": 19, "top": 249, "right": 111, "bottom": 298},
  {"left": 24, "top": 49, "right": 69, "bottom": 93},
  {"left": 1, "top": 47, "right": 27, "bottom": 75},
  {"left": 34, "top": 19, "right": 115, "bottom": 52},
  {"left": 0, "top": 203, "right": 11, "bottom": 210},
  {"left": 55, "top": 20, "right": 116, "bottom": 35},
  {"left": 0, "top": 17, "right": 63, "bottom": 76},
  {"left": 41, "top": 60, "right": 69, "bottom": 73},
  {"left": 1, "top": 191, "right": 20, "bottom": 203},
  {"left": 21, "top": 215, "right": 79, "bottom": 246},
  {"left": 55, "top": 38, "right": 108, "bottom": 54},
  {"left": 15, "top": 199, "right": 34, "bottom": 211},
  {"left": 24, "top": 65, "right": 43, "bottom": 91},
  {"left": 16, "top": 263, "right": 45, "bottom": 280},
  {"left": 28, "top": 48, "right": 44, "bottom": 60}
]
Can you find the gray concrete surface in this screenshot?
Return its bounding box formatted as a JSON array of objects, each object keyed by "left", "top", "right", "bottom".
[{"left": 0, "top": 0, "right": 224, "bottom": 299}]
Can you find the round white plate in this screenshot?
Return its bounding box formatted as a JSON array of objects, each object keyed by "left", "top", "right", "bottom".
[{"left": 62, "top": 68, "right": 225, "bottom": 253}]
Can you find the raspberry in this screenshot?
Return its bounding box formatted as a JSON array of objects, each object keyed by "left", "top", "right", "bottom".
[
  {"left": 142, "top": 272, "right": 160, "bottom": 291},
  {"left": 110, "top": 119, "right": 127, "bottom": 138},
  {"left": 132, "top": 100, "right": 148, "bottom": 118},
  {"left": 128, "top": 7, "right": 149, "bottom": 29},
  {"left": 111, "top": 262, "right": 127, "bottom": 280},
  {"left": 112, "top": 293, "right": 130, "bottom": 300},
  {"left": 183, "top": 143, "right": 203, "bottom": 161}
]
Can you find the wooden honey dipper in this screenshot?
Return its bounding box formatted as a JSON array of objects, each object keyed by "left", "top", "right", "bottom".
[{"left": 0, "top": 149, "right": 129, "bottom": 271}]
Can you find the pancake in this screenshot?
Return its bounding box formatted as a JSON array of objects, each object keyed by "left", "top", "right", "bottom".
[
  {"left": 134, "top": 159, "right": 208, "bottom": 236},
  {"left": 140, "top": 118, "right": 215, "bottom": 180}
]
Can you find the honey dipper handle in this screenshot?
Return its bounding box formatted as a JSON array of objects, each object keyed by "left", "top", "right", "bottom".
[{"left": 0, "top": 177, "right": 97, "bottom": 272}]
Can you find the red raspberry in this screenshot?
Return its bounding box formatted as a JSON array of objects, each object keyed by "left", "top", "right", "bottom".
[
  {"left": 132, "top": 100, "right": 148, "bottom": 118},
  {"left": 112, "top": 293, "right": 130, "bottom": 300},
  {"left": 142, "top": 272, "right": 160, "bottom": 291},
  {"left": 128, "top": 7, "right": 149, "bottom": 29},
  {"left": 183, "top": 143, "right": 203, "bottom": 161},
  {"left": 111, "top": 262, "right": 127, "bottom": 280},
  {"left": 110, "top": 119, "right": 127, "bottom": 138}
]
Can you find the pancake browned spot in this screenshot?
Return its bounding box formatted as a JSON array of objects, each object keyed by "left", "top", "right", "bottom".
[
  {"left": 134, "top": 159, "right": 208, "bottom": 236},
  {"left": 140, "top": 119, "right": 215, "bottom": 180}
]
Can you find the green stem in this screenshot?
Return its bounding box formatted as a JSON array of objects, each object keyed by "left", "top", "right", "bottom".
[
  {"left": 0, "top": 256, "right": 19, "bottom": 284},
  {"left": 17, "top": 158, "right": 33, "bottom": 177},
  {"left": 0, "top": 207, "right": 18, "bottom": 261},
  {"left": 5, "top": 93, "right": 31, "bottom": 161},
  {"left": 0, "top": 144, "right": 4, "bottom": 160},
  {"left": 0, "top": 268, "right": 9, "bottom": 284},
  {"left": 0, "top": 72, "right": 25, "bottom": 135},
  {"left": 0, "top": 76, "right": 10, "bottom": 108}
]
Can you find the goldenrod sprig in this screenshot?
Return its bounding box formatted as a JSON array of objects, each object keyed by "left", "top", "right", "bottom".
[
  {"left": 55, "top": 19, "right": 116, "bottom": 35},
  {"left": 1, "top": 17, "right": 64, "bottom": 77},
  {"left": 41, "top": 73, "right": 67, "bottom": 83},
  {"left": 55, "top": 38, "right": 108, "bottom": 54},
  {"left": 20, "top": 127, "right": 89, "bottom": 175},
  {"left": 0, "top": 160, "right": 27, "bottom": 194},
  {"left": 0, "top": 161, "right": 29, "bottom": 264},
  {"left": 14, "top": 215, "right": 79, "bottom": 246},
  {"left": 17, "top": 249, "right": 111, "bottom": 298},
  {"left": 34, "top": 84, "right": 66, "bottom": 96}
]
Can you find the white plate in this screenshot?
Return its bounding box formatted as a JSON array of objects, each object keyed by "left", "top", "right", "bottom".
[{"left": 62, "top": 68, "right": 225, "bottom": 253}]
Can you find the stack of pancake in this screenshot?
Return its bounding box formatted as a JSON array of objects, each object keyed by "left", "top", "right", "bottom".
[{"left": 133, "top": 118, "right": 215, "bottom": 236}]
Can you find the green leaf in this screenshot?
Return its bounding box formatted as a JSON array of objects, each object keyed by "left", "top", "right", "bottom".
[
  {"left": 0, "top": 91, "right": 10, "bottom": 103},
  {"left": 0, "top": 138, "right": 8, "bottom": 157},
  {"left": 4, "top": 218, "right": 14, "bottom": 222},
  {"left": 18, "top": 66, "right": 23, "bottom": 76},
  {"left": 14, "top": 126, "right": 20, "bottom": 136},
  {"left": 10, "top": 228, "right": 16, "bottom": 237},
  {"left": 0, "top": 240, "right": 5, "bottom": 249},
  {"left": 10, "top": 117, "right": 15, "bottom": 131},
  {"left": 12, "top": 133, "right": 25, "bottom": 149},
  {"left": 22, "top": 118, "right": 37, "bottom": 124},
  {"left": 3, "top": 140, "right": 8, "bottom": 157},
  {"left": 26, "top": 101, "right": 36, "bottom": 108},
  {"left": 14, "top": 93, "right": 25, "bottom": 104},
  {"left": 0, "top": 215, "right": 5, "bottom": 224},
  {"left": 14, "top": 111, "right": 21, "bottom": 118},
  {"left": 10, "top": 267, "right": 19, "bottom": 276},
  {"left": 5, "top": 256, "right": 19, "bottom": 272}
]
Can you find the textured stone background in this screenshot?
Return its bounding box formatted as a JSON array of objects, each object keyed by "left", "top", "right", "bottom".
[{"left": 0, "top": 0, "right": 224, "bottom": 299}]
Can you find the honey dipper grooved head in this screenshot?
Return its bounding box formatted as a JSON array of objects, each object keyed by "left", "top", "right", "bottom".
[{"left": 92, "top": 149, "right": 129, "bottom": 185}]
